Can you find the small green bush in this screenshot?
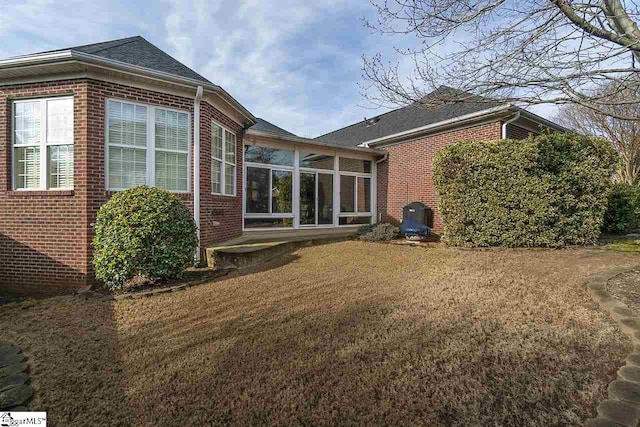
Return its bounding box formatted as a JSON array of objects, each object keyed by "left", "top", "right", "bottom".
[
  {"left": 93, "top": 186, "right": 198, "bottom": 290},
  {"left": 603, "top": 183, "right": 640, "bottom": 234},
  {"left": 358, "top": 223, "right": 399, "bottom": 242},
  {"left": 433, "top": 132, "right": 617, "bottom": 247}
]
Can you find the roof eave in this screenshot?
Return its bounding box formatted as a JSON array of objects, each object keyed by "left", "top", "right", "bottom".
[
  {"left": 0, "top": 49, "right": 257, "bottom": 124},
  {"left": 246, "top": 129, "right": 386, "bottom": 156},
  {"left": 510, "top": 106, "right": 569, "bottom": 133},
  {"left": 360, "top": 104, "right": 568, "bottom": 148},
  {"left": 362, "top": 105, "right": 512, "bottom": 147}
]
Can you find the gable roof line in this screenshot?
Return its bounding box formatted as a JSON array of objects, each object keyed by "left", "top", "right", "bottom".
[
  {"left": 358, "top": 104, "right": 569, "bottom": 147},
  {"left": 359, "top": 104, "right": 511, "bottom": 147},
  {"left": 315, "top": 86, "right": 498, "bottom": 142}
]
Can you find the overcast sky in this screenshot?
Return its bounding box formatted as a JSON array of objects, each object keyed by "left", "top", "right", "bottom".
[{"left": 0, "top": 0, "right": 557, "bottom": 137}]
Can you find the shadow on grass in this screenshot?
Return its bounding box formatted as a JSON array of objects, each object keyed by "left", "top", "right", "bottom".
[
  {"left": 0, "top": 297, "right": 132, "bottom": 426},
  {"left": 113, "top": 295, "right": 608, "bottom": 426}
]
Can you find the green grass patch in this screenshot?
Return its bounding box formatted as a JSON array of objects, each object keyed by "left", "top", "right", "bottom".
[{"left": 600, "top": 235, "right": 640, "bottom": 253}]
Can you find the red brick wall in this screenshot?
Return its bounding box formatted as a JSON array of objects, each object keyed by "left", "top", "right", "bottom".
[
  {"left": 506, "top": 124, "right": 537, "bottom": 140},
  {"left": 199, "top": 102, "right": 244, "bottom": 249},
  {"left": 0, "top": 80, "right": 89, "bottom": 295},
  {"left": 0, "top": 78, "right": 244, "bottom": 295},
  {"left": 376, "top": 122, "right": 502, "bottom": 233}
]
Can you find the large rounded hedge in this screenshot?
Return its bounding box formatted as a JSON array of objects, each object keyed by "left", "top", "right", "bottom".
[
  {"left": 603, "top": 183, "right": 640, "bottom": 234},
  {"left": 433, "top": 132, "right": 617, "bottom": 247},
  {"left": 93, "top": 185, "right": 198, "bottom": 290}
]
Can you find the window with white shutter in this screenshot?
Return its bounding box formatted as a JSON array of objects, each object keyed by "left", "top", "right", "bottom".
[
  {"left": 106, "top": 100, "right": 148, "bottom": 190},
  {"left": 155, "top": 108, "right": 189, "bottom": 192},
  {"left": 212, "top": 121, "right": 236, "bottom": 196},
  {"left": 105, "top": 99, "right": 191, "bottom": 192},
  {"left": 13, "top": 97, "right": 74, "bottom": 190}
]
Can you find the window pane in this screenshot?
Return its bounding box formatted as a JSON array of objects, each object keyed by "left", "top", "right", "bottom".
[
  {"left": 108, "top": 147, "right": 146, "bottom": 189},
  {"left": 48, "top": 145, "right": 74, "bottom": 189},
  {"left": 300, "top": 152, "right": 334, "bottom": 170},
  {"left": 14, "top": 101, "right": 40, "bottom": 146},
  {"left": 212, "top": 124, "right": 223, "bottom": 159},
  {"left": 272, "top": 170, "right": 292, "bottom": 213},
  {"left": 108, "top": 101, "right": 147, "bottom": 147},
  {"left": 14, "top": 146, "right": 40, "bottom": 189},
  {"left": 339, "top": 216, "right": 372, "bottom": 226},
  {"left": 244, "top": 146, "right": 294, "bottom": 166},
  {"left": 156, "top": 151, "right": 188, "bottom": 192},
  {"left": 357, "top": 177, "right": 371, "bottom": 213},
  {"left": 212, "top": 160, "right": 222, "bottom": 193},
  {"left": 224, "top": 164, "right": 235, "bottom": 195},
  {"left": 245, "top": 167, "right": 269, "bottom": 213},
  {"left": 318, "top": 173, "right": 334, "bottom": 225},
  {"left": 225, "top": 131, "right": 236, "bottom": 164},
  {"left": 155, "top": 109, "right": 188, "bottom": 151},
  {"left": 339, "top": 158, "right": 372, "bottom": 173},
  {"left": 340, "top": 175, "right": 355, "bottom": 212},
  {"left": 47, "top": 98, "right": 73, "bottom": 145},
  {"left": 244, "top": 217, "right": 293, "bottom": 229}
]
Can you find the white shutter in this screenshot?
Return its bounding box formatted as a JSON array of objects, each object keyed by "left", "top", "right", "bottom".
[
  {"left": 154, "top": 107, "right": 189, "bottom": 192},
  {"left": 107, "top": 100, "right": 148, "bottom": 190}
]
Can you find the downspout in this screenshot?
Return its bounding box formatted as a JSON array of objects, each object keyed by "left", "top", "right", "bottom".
[
  {"left": 502, "top": 111, "right": 521, "bottom": 139},
  {"left": 193, "top": 86, "right": 204, "bottom": 265},
  {"left": 375, "top": 152, "right": 388, "bottom": 223}
]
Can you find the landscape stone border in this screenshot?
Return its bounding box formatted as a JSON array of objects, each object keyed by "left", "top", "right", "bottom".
[
  {"left": 91, "top": 268, "right": 235, "bottom": 301},
  {"left": 586, "top": 266, "right": 640, "bottom": 427},
  {"left": 0, "top": 341, "right": 32, "bottom": 411}
]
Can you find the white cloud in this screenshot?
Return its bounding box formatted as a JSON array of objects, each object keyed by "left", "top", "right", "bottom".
[{"left": 162, "top": 0, "right": 383, "bottom": 137}]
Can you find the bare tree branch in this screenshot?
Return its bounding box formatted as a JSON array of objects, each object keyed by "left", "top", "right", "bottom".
[{"left": 361, "top": 0, "right": 640, "bottom": 121}]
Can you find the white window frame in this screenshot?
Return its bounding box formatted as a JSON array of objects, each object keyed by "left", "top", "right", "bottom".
[
  {"left": 244, "top": 163, "right": 295, "bottom": 219},
  {"left": 104, "top": 98, "right": 191, "bottom": 193},
  {"left": 338, "top": 172, "right": 373, "bottom": 217},
  {"left": 12, "top": 96, "right": 74, "bottom": 191},
  {"left": 211, "top": 120, "right": 236, "bottom": 196}
]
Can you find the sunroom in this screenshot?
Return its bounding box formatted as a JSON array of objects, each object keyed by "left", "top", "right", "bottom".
[{"left": 242, "top": 129, "right": 384, "bottom": 231}]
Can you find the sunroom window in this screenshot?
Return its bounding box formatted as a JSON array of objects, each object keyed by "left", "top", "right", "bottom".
[
  {"left": 244, "top": 146, "right": 295, "bottom": 229},
  {"left": 13, "top": 97, "right": 74, "bottom": 190},
  {"left": 338, "top": 157, "right": 373, "bottom": 226},
  {"left": 106, "top": 99, "right": 190, "bottom": 192}
]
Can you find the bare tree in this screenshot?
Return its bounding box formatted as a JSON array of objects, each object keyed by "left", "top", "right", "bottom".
[
  {"left": 556, "top": 83, "right": 640, "bottom": 183},
  {"left": 362, "top": 0, "right": 640, "bottom": 120}
]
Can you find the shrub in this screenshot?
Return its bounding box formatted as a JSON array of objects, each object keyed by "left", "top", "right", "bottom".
[
  {"left": 358, "top": 223, "right": 400, "bottom": 242},
  {"left": 433, "top": 132, "right": 617, "bottom": 247},
  {"left": 93, "top": 186, "right": 198, "bottom": 290},
  {"left": 603, "top": 183, "right": 640, "bottom": 234}
]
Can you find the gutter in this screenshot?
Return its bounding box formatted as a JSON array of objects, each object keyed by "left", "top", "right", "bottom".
[
  {"left": 0, "top": 49, "right": 257, "bottom": 124},
  {"left": 360, "top": 105, "right": 511, "bottom": 147},
  {"left": 358, "top": 104, "right": 568, "bottom": 148},
  {"left": 502, "top": 111, "right": 521, "bottom": 139},
  {"left": 246, "top": 129, "right": 385, "bottom": 156},
  {"left": 193, "top": 85, "right": 204, "bottom": 265}
]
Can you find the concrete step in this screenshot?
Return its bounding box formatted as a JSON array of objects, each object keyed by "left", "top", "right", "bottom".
[{"left": 205, "top": 229, "right": 357, "bottom": 270}]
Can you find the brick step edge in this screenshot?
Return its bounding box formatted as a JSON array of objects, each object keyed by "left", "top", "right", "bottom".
[{"left": 586, "top": 265, "right": 640, "bottom": 427}]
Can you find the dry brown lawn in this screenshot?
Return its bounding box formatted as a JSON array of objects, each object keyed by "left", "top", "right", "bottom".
[{"left": 2, "top": 241, "right": 640, "bottom": 426}]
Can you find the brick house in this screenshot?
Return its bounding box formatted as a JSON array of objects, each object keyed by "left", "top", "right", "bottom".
[{"left": 0, "top": 36, "right": 564, "bottom": 295}]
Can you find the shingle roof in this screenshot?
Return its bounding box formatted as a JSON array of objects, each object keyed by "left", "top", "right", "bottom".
[
  {"left": 38, "top": 36, "right": 212, "bottom": 84},
  {"left": 249, "top": 118, "right": 298, "bottom": 138},
  {"left": 314, "top": 87, "right": 504, "bottom": 146}
]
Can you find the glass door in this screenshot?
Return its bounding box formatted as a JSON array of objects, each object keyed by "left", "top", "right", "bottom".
[
  {"left": 317, "top": 173, "right": 333, "bottom": 225},
  {"left": 299, "top": 172, "right": 316, "bottom": 225},
  {"left": 299, "top": 171, "right": 333, "bottom": 226}
]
